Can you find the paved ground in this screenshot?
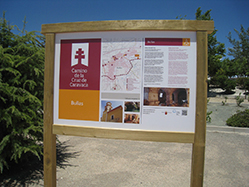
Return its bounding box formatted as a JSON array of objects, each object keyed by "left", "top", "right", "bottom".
[
  {"left": 1, "top": 88, "right": 249, "bottom": 186},
  {"left": 30, "top": 130, "right": 249, "bottom": 187}
]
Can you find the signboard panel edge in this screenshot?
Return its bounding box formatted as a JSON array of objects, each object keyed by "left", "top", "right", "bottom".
[{"left": 53, "top": 124, "right": 195, "bottom": 143}]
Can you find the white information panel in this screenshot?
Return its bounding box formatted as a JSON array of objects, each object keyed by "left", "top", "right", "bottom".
[{"left": 54, "top": 31, "right": 196, "bottom": 132}]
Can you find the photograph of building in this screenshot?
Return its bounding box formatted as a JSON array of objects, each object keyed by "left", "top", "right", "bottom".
[
  {"left": 144, "top": 87, "right": 189, "bottom": 107},
  {"left": 101, "top": 101, "right": 123, "bottom": 123}
]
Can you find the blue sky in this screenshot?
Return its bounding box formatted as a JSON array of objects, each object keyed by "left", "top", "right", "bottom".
[{"left": 1, "top": 0, "right": 248, "bottom": 57}]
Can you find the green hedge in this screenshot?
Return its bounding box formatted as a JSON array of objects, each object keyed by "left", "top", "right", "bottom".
[{"left": 226, "top": 109, "right": 249, "bottom": 128}]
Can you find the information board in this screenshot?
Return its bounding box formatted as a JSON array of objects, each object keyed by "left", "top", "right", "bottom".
[
  {"left": 54, "top": 31, "right": 196, "bottom": 132},
  {"left": 42, "top": 20, "right": 214, "bottom": 187}
]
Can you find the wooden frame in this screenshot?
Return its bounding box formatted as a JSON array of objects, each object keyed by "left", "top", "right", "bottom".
[
  {"left": 42, "top": 20, "right": 213, "bottom": 187},
  {"left": 42, "top": 20, "right": 214, "bottom": 34},
  {"left": 53, "top": 124, "right": 195, "bottom": 143}
]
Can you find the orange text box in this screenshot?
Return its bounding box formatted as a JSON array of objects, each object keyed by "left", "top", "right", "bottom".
[{"left": 59, "top": 89, "right": 99, "bottom": 121}]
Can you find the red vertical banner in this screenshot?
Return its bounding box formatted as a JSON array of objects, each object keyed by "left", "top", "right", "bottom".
[{"left": 59, "top": 39, "right": 101, "bottom": 121}]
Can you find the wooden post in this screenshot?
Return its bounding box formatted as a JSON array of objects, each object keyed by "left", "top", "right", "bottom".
[
  {"left": 43, "top": 33, "right": 56, "bottom": 187},
  {"left": 190, "top": 31, "right": 208, "bottom": 187}
]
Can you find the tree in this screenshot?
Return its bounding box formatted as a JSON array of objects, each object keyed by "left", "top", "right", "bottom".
[
  {"left": 194, "top": 7, "right": 237, "bottom": 92},
  {"left": 195, "top": 7, "right": 226, "bottom": 78},
  {"left": 211, "top": 68, "right": 236, "bottom": 93},
  {"left": 227, "top": 25, "right": 249, "bottom": 77},
  {"left": 227, "top": 25, "right": 249, "bottom": 93},
  {"left": 0, "top": 12, "right": 45, "bottom": 173}
]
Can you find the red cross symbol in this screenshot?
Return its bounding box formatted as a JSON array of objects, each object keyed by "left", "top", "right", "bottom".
[{"left": 75, "top": 48, "right": 85, "bottom": 64}]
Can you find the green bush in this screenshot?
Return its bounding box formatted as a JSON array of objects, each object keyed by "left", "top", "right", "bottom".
[
  {"left": 226, "top": 109, "right": 249, "bottom": 128},
  {"left": 221, "top": 96, "right": 228, "bottom": 106},
  {"left": 211, "top": 68, "right": 236, "bottom": 93},
  {"left": 235, "top": 93, "right": 244, "bottom": 106},
  {"left": 0, "top": 13, "right": 44, "bottom": 173}
]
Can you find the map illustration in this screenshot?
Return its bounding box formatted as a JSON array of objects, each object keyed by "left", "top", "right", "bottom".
[{"left": 101, "top": 38, "right": 142, "bottom": 92}]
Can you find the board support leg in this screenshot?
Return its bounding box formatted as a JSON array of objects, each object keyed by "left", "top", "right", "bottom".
[
  {"left": 190, "top": 31, "right": 208, "bottom": 187},
  {"left": 43, "top": 33, "right": 56, "bottom": 187}
]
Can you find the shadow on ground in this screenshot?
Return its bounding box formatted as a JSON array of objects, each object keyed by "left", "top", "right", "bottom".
[
  {"left": 208, "top": 89, "right": 236, "bottom": 97},
  {"left": 208, "top": 85, "right": 249, "bottom": 98},
  {"left": 0, "top": 140, "right": 80, "bottom": 186}
]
